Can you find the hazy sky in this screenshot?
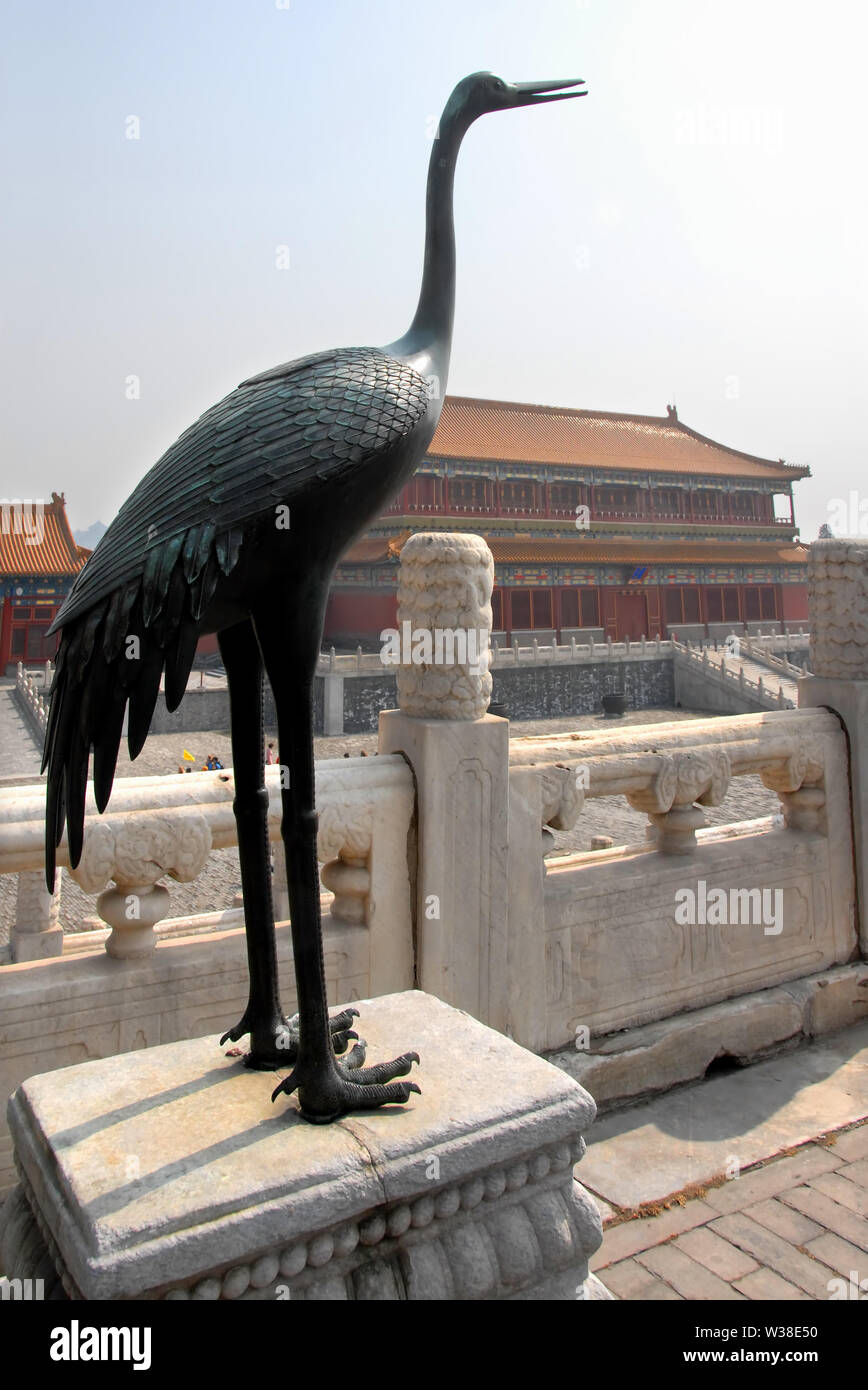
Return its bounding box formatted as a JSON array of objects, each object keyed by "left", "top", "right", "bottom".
[{"left": 2, "top": 0, "right": 865, "bottom": 540}]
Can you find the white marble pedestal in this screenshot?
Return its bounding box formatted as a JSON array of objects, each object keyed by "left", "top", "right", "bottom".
[{"left": 2, "top": 991, "right": 610, "bottom": 1301}]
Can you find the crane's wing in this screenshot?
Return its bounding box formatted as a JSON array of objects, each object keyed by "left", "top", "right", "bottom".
[
  {"left": 43, "top": 347, "right": 429, "bottom": 886},
  {"left": 51, "top": 347, "right": 429, "bottom": 634}
]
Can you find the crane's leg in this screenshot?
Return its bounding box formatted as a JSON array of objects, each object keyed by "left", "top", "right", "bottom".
[
  {"left": 217, "top": 620, "right": 359, "bottom": 1069},
  {"left": 254, "top": 608, "right": 419, "bottom": 1122}
]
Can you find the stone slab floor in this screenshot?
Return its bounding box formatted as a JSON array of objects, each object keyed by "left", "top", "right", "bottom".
[{"left": 585, "top": 1022, "right": 868, "bottom": 1300}]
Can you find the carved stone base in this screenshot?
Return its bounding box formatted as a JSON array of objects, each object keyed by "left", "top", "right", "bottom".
[
  {"left": 4, "top": 991, "right": 610, "bottom": 1301},
  {"left": 11, "top": 926, "right": 64, "bottom": 963}
]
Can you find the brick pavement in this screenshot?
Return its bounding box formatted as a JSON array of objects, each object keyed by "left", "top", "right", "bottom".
[{"left": 591, "top": 1121, "right": 868, "bottom": 1300}]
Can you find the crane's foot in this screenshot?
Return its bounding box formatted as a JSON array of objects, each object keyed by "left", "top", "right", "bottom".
[
  {"left": 272, "top": 1048, "right": 421, "bottom": 1123},
  {"left": 220, "top": 1008, "right": 361, "bottom": 1070}
]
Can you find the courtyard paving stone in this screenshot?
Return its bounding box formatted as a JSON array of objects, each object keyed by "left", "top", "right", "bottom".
[{"left": 587, "top": 1023, "right": 868, "bottom": 1301}]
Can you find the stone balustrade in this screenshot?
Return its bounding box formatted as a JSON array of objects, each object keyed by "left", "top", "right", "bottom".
[
  {"left": 13, "top": 662, "right": 50, "bottom": 739},
  {"left": 509, "top": 706, "right": 828, "bottom": 849},
  {"left": 0, "top": 536, "right": 864, "bottom": 1204},
  {"left": 672, "top": 638, "right": 794, "bottom": 710},
  {"left": 0, "top": 755, "right": 414, "bottom": 963},
  {"left": 504, "top": 704, "right": 857, "bottom": 1054}
]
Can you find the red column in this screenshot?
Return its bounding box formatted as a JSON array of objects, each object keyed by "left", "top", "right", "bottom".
[{"left": 0, "top": 598, "right": 10, "bottom": 671}]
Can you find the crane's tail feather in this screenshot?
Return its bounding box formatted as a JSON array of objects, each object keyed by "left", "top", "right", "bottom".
[
  {"left": 127, "top": 640, "right": 164, "bottom": 761},
  {"left": 164, "top": 622, "right": 201, "bottom": 712},
  {"left": 43, "top": 540, "right": 215, "bottom": 891}
]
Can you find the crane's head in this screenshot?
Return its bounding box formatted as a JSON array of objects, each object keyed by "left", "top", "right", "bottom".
[{"left": 443, "top": 72, "right": 587, "bottom": 132}]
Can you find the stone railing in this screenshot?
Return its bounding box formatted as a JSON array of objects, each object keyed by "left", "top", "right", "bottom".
[
  {"left": 0, "top": 755, "right": 414, "bottom": 964},
  {"left": 315, "top": 635, "right": 675, "bottom": 674},
  {"left": 506, "top": 706, "right": 854, "bottom": 1050},
  {"left": 0, "top": 755, "right": 415, "bottom": 1195},
  {"left": 738, "top": 632, "right": 808, "bottom": 678},
  {"left": 313, "top": 629, "right": 808, "bottom": 676},
  {"left": 672, "top": 638, "right": 794, "bottom": 709},
  {"left": 13, "top": 662, "right": 51, "bottom": 739},
  {"left": 0, "top": 533, "right": 865, "bottom": 1200}
]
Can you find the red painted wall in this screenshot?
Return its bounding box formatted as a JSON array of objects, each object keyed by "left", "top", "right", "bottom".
[
  {"left": 324, "top": 591, "right": 399, "bottom": 644},
  {"left": 600, "top": 588, "right": 619, "bottom": 640},
  {"left": 780, "top": 584, "right": 809, "bottom": 621}
]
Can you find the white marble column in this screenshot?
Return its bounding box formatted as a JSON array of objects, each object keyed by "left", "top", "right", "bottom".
[
  {"left": 380, "top": 532, "right": 511, "bottom": 1032},
  {"left": 799, "top": 540, "right": 868, "bottom": 956}
]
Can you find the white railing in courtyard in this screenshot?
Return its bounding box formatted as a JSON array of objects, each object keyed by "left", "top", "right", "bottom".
[
  {"left": 672, "top": 638, "right": 796, "bottom": 709},
  {"left": 507, "top": 705, "right": 853, "bottom": 1046},
  {"left": 312, "top": 627, "right": 808, "bottom": 676},
  {"left": 14, "top": 662, "right": 52, "bottom": 737},
  {"left": 0, "top": 533, "right": 863, "bottom": 1207},
  {"left": 0, "top": 754, "right": 414, "bottom": 966}
]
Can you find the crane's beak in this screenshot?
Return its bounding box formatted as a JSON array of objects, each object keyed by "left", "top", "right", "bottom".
[{"left": 510, "top": 78, "right": 587, "bottom": 107}]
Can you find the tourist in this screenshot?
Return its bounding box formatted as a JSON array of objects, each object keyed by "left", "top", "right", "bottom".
[{"left": 265, "top": 742, "right": 277, "bottom": 765}]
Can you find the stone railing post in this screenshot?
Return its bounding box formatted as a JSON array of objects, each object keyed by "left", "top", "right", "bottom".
[
  {"left": 11, "top": 870, "right": 63, "bottom": 962},
  {"left": 322, "top": 669, "right": 344, "bottom": 736},
  {"left": 379, "top": 532, "right": 511, "bottom": 1035},
  {"left": 799, "top": 540, "right": 868, "bottom": 955}
]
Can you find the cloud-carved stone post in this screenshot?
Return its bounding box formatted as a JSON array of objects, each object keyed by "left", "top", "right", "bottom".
[
  {"left": 799, "top": 539, "right": 868, "bottom": 956},
  {"left": 379, "top": 532, "right": 510, "bottom": 1034}
]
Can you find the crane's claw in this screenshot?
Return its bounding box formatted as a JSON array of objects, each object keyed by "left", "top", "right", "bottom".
[
  {"left": 272, "top": 1048, "right": 421, "bottom": 1123},
  {"left": 221, "top": 1007, "right": 362, "bottom": 1070}
]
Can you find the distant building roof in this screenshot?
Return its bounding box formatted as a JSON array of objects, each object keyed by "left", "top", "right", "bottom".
[
  {"left": 0, "top": 492, "right": 89, "bottom": 578},
  {"left": 428, "top": 397, "right": 809, "bottom": 482}
]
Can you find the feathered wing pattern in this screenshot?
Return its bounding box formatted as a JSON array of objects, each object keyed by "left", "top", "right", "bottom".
[
  {"left": 42, "top": 524, "right": 241, "bottom": 890},
  {"left": 43, "top": 347, "right": 431, "bottom": 891}
]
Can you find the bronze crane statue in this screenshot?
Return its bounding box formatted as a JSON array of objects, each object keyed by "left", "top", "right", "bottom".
[{"left": 43, "top": 72, "right": 586, "bottom": 1123}]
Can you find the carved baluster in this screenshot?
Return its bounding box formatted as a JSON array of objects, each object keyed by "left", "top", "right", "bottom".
[
  {"left": 97, "top": 880, "right": 172, "bottom": 959},
  {"left": 539, "top": 764, "right": 585, "bottom": 860},
  {"left": 761, "top": 745, "right": 826, "bottom": 834},
  {"left": 778, "top": 785, "right": 826, "bottom": 832},
  {"left": 320, "top": 854, "right": 371, "bottom": 925},
  {"left": 630, "top": 750, "right": 731, "bottom": 855},
  {"left": 72, "top": 812, "right": 213, "bottom": 958},
  {"left": 317, "top": 801, "right": 374, "bottom": 926}
]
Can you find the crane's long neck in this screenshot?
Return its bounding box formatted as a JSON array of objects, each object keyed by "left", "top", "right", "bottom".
[{"left": 392, "top": 112, "right": 467, "bottom": 381}]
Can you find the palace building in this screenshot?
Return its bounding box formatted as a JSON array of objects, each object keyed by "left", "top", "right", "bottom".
[
  {"left": 0, "top": 493, "right": 89, "bottom": 672},
  {"left": 324, "top": 398, "right": 810, "bottom": 648}
]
